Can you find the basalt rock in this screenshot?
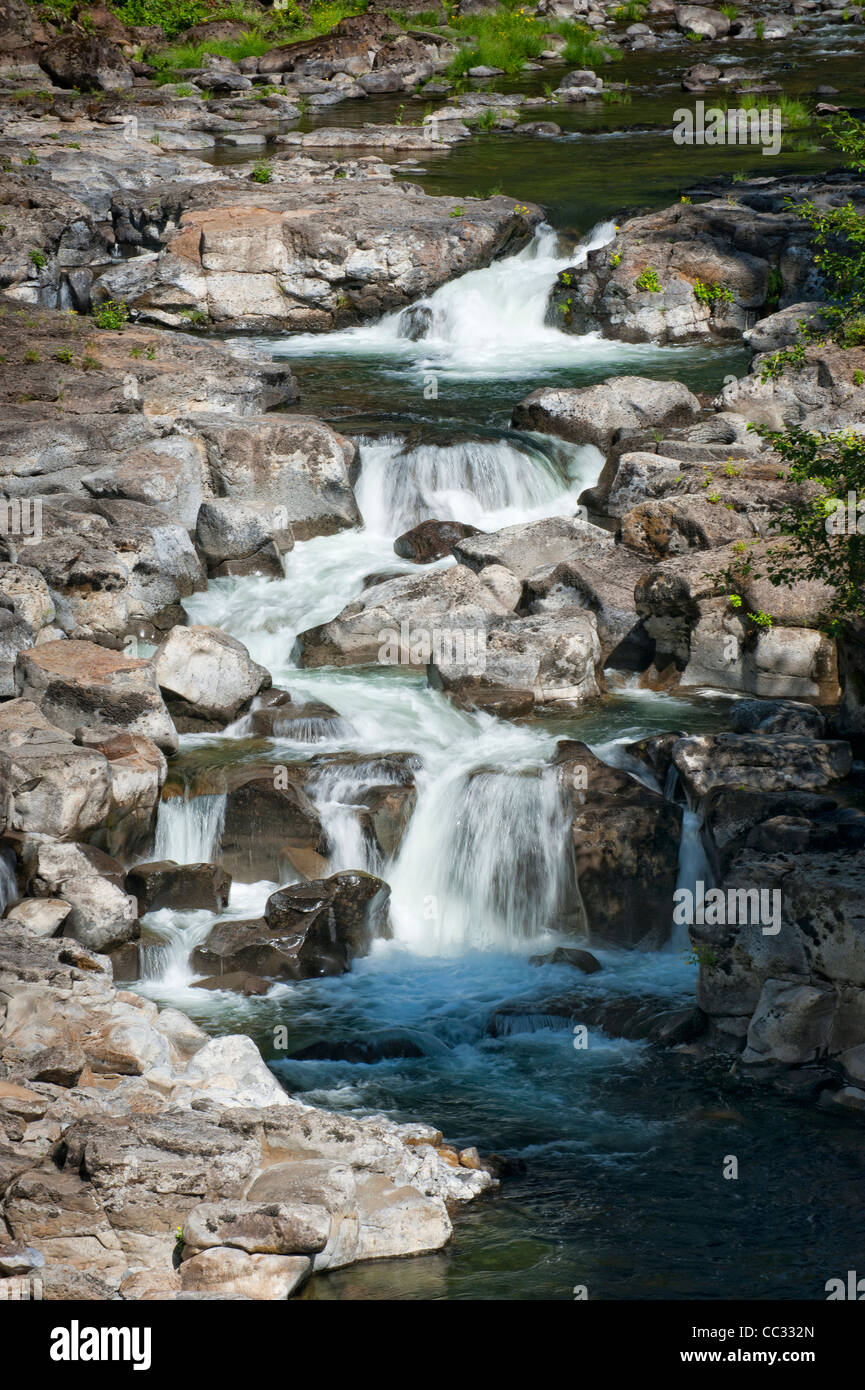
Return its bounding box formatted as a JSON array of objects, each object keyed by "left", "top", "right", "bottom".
[
  {"left": 191, "top": 871, "right": 391, "bottom": 982},
  {"left": 554, "top": 740, "right": 683, "bottom": 948},
  {"left": 125, "top": 861, "right": 231, "bottom": 916}
]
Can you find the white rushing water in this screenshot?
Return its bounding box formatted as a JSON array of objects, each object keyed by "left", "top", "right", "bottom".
[
  {"left": 152, "top": 791, "right": 226, "bottom": 866},
  {"left": 161, "top": 218, "right": 711, "bottom": 981},
  {"left": 253, "top": 220, "right": 661, "bottom": 381}
]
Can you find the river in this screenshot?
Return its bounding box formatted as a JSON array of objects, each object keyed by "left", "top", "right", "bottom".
[{"left": 132, "top": 27, "right": 865, "bottom": 1300}]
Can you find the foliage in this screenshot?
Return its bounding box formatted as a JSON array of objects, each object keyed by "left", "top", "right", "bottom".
[
  {"left": 748, "top": 426, "right": 865, "bottom": 628},
  {"left": 634, "top": 266, "right": 661, "bottom": 292},
  {"left": 93, "top": 299, "right": 130, "bottom": 328}
]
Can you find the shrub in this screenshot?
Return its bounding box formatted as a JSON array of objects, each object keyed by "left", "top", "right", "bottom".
[
  {"left": 634, "top": 267, "right": 661, "bottom": 292},
  {"left": 94, "top": 300, "right": 130, "bottom": 329}
]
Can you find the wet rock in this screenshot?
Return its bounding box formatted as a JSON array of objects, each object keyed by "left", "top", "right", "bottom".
[
  {"left": 125, "top": 861, "right": 231, "bottom": 916},
  {"left": 393, "top": 519, "right": 482, "bottom": 563},
  {"left": 192, "top": 872, "right": 390, "bottom": 982},
  {"left": 193, "top": 972, "right": 271, "bottom": 997},
  {"left": 153, "top": 625, "right": 271, "bottom": 727},
  {"left": 220, "top": 769, "right": 328, "bottom": 883},
  {"left": 554, "top": 740, "right": 683, "bottom": 947},
  {"left": 528, "top": 946, "right": 602, "bottom": 972},
  {"left": 681, "top": 61, "right": 722, "bottom": 90},
  {"left": 15, "top": 640, "right": 178, "bottom": 754}
]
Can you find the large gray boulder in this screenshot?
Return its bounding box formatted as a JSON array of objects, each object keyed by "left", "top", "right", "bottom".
[
  {"left": 153, "top": 626, "right": 271, "bottom": 727},
  {"left": 511, "top": 376, "right": 701, "bottom": 451},
  {"left": 182, "top": 414, "right": 360, "bottom": 540}
]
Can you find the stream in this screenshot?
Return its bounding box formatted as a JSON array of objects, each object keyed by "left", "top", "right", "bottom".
[{"left": 132, "top": 33, "right": 865, "bottom": 1300}]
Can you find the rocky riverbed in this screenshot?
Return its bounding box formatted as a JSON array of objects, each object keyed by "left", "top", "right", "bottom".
[{"left": 1, "top": 0, "right": 865, "bottom": 1303}]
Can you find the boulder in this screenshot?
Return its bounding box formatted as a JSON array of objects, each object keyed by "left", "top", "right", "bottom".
[
  {"left": 674, "top": 4, "right": 731, "bottom": 37},
  {"left": 15, "top": 640, "right": 178, "bottom": 754},
  {"left": 40, "top": 35, "right": 133, "bottom": 92},
  {"left": 181, "top": 1200, "right": 330, "bottom": 1256},
  {"left": 299, "top": 564, "right": 518, "bottom": 670},
  {"left": 511, "top": 377, "right": 701, "bottom": 452},
  {"left": 554, "top": 740, "right": 683, "bottom": 947},
  {"left": 220, "top": 769, "right": 328, "bottom": 883},
  {"left": 153, "top": 626, "right": 271, "bottom": 727},
  {"left": 192, "top": 872, "right": 390, "bottom": 981},
  {"left": 184, "top": 414, "right": 360, "bottom": 540},
  {"left": 125, "top": 861, "right": 232, "bottom": 916},
  {"left": 178, "top": 1247, "right": 310, "bottom": 1299},
  {"left": 22, "top": 840, "right": 138, "bottom": 954},
  {"left": 672, "top": 732, "right": 852, "bottom": 799},
  {"left": 393, "top": 519, "right": 481, "bottom": 563}
]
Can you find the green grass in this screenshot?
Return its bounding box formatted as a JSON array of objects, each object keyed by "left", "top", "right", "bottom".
[
  {"left": 445, "top": 9, "right": 617, "bottom": 79},
  {"left": 725, "top": 93, "right": 812, "bottom": 130}
]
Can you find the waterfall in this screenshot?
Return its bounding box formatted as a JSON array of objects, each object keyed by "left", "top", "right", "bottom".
[
  {"left": 306, "top": 761, "right": 383, "bottom": 876},
  {"left": 151, "top": 791, "right": 226, "bottom": 865},
  {"left": 354, "top": 434, "right": 586, "bottom": 536},
  {"left": 388, "top": 219, "right": 616, "bottom": 359},
  {"left": 255, "top": 220, "right": 625, "bottom": 377},
  {"left": 670, "top": 805, "right": 714, "bottom": 953},
  {"left": 389, "top": 763, "right": 573, "bottom": 954},
  {"left": 0, "top": 848, "right": 17, "bottom": 916}
]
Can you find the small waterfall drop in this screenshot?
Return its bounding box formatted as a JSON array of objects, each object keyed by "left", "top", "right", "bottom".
[
  {"left": 389, "top": 219, "right": 615, "bottom": 359},
  {"left": 671, "top": 804, "right": 714, "bottom": 953},
  {"left": 354, "top": 434, "right": 585, "bottom": 536},
  {"left": 390, "top": 763, "right": 573, "bottom": 954},
  {"left": 306, "top": 761, "right": 382, "bottom": 876},
  {"left": 152, "top": 791, "right": 226, "bottom": 865},
  {"left": 0, "top": 848, "right": 17, "bottom": 916}
]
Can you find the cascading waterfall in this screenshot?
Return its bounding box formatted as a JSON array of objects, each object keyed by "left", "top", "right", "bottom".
[
  {"left": 305, "top": 760, "right": 388, "bottom": 876},
  {"left": 0, "top": 848, "right": 17, "bottom": 916},
  {"left": 670, "top": 799, "right": 714, "bottom": 954},
  {"left": 389, "top": 763, "right": 574, "bottom": 954},
  {"left": 354, "top": 433, "right": 589, "bottom": 535},
  {"left": 387, "top": 220, "right": 616, "bottom": 363},
  {"left": 151, "top": 791, "right": 226, "bottom": 865},
  {"left": 256, "top": 220, "right": 623, "bottom": 377}
]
